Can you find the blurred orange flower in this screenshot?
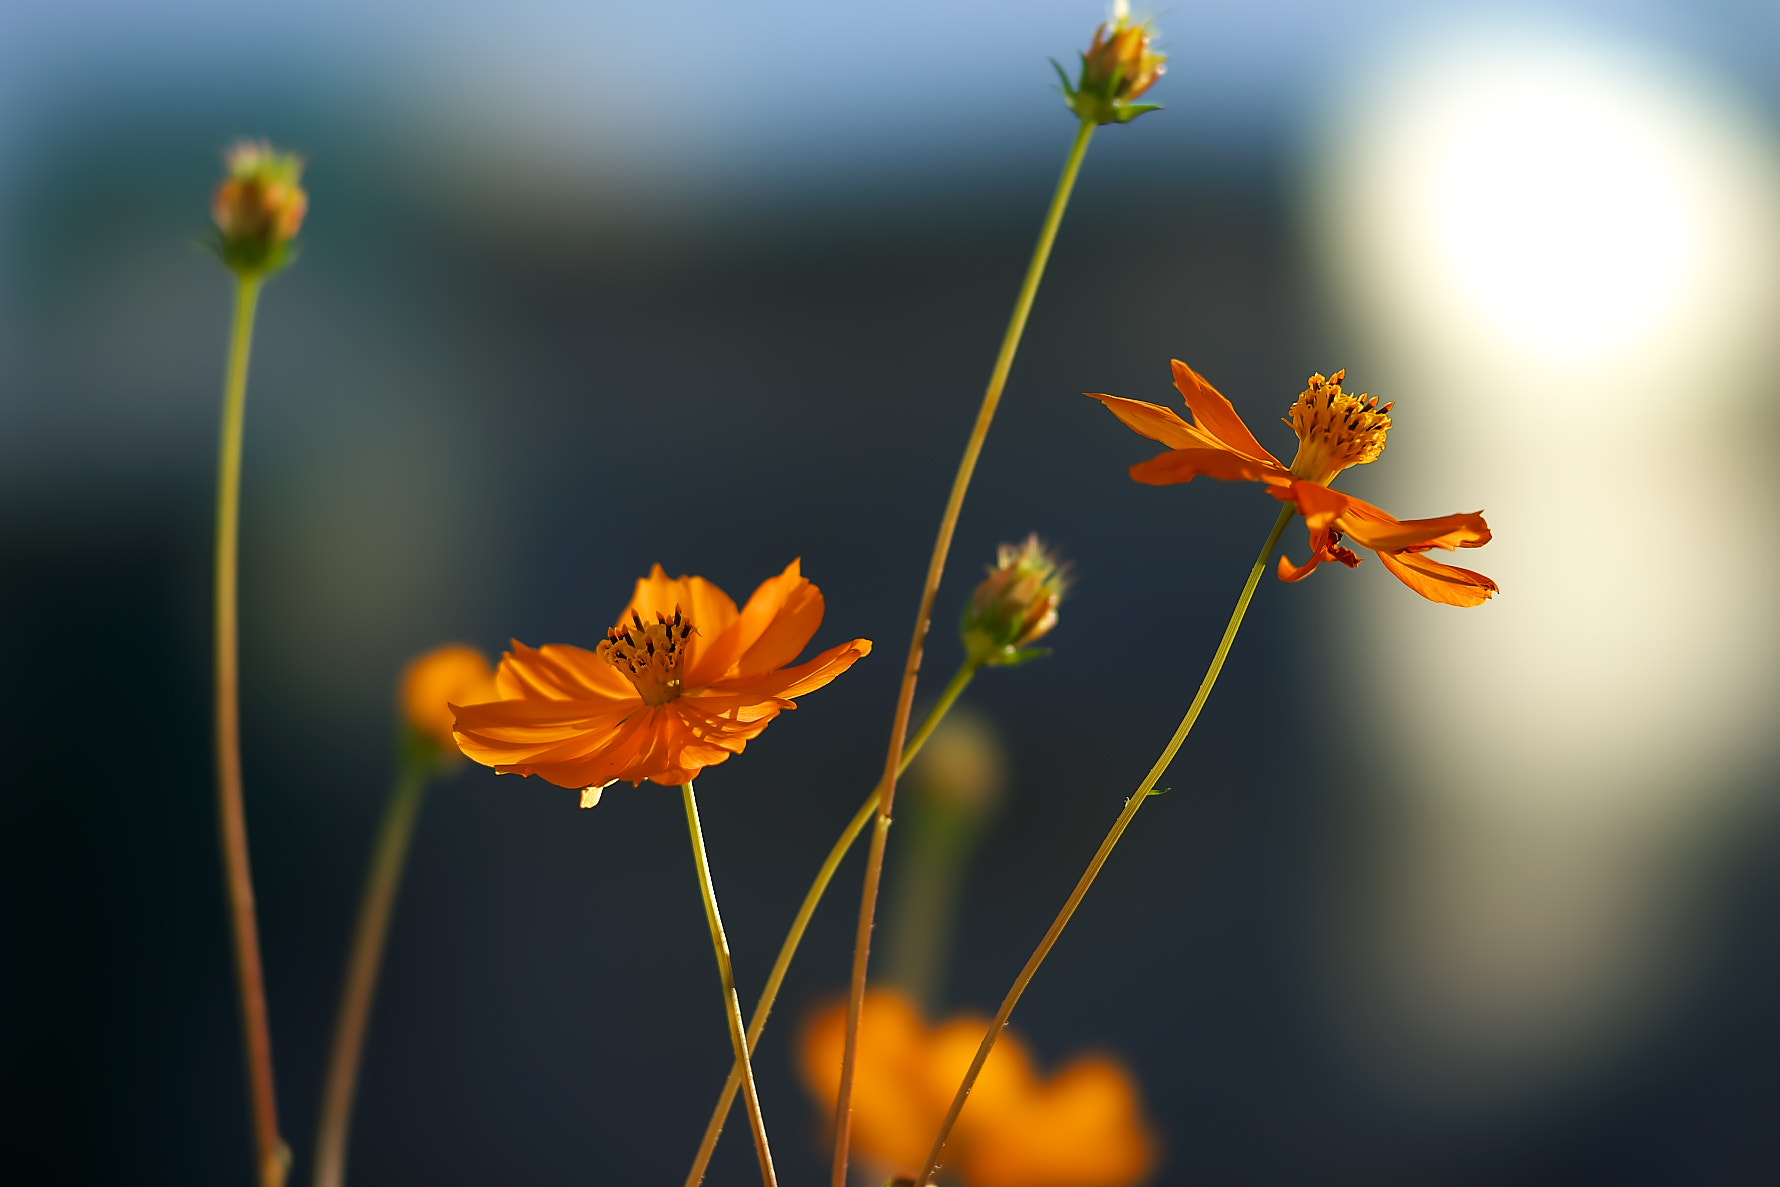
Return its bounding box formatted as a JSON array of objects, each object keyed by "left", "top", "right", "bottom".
[
  {"left": 800, "top": 989, "right": 1157, "bottom": 1187},
  {"left": 451, "top": 561, "right": 871, "bottom": 801},
  {"left": 400, "top": 644, "right": 497, "bottom": 756},
  {"left": 1091, "top": 361, "right": 1498, "bottom": 607}
]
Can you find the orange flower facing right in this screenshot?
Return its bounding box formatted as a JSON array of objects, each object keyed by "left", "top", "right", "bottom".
[
  {"left": 800, "top": 989, "right": 1157, "bottom": 1187},
  {"left": 1090, "top": 361, "right": 1498, "bottom": 607},
  {"left": 451, "top": 560, "right": 870, "bottom": 803}
]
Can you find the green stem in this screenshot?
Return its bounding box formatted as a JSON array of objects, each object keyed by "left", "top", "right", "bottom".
[
  {"left": 832, "top": 116, "right": 1098, "bottom": 1187},
  {"left": 682, "top": 782, "right": 778, "bottom": 1187},
  {"left": 312, "top": 752, "right": 432, "bottom": 1187},
  {"left": 914, "top": 503, "right": 1296, "bottom": 1186},
  {"left": 681, "top": 661, "right": 981, "bottom": 1187},
  {"left": 214, "top": 272, "right": 288, "bottom": 1187}
]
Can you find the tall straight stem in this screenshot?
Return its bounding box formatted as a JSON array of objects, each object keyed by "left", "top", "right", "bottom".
[
  {"left": 312, "top": 758, "right": 430, "bottom": 1187},
  {"left": 683, "top": 661, "right": 979, "bottom": 1187},
  {"left": 214, "top": 273, "right": 287, "bottom": 1187},
  {"left": 681, "top": 783, "right": 778, "bottom": 1187},
  {"left": 831, "top": 116, "right": 1097, "bottom": 1187},
  {"left": 914, "top": 503, "right": 1296, "bottom": 1186}
]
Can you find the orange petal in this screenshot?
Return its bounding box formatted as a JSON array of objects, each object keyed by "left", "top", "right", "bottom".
[
  {"left": 1128, "top": 447, "right": 1286, "bottom": 486},
  {"left": 494, "top": 640, "right": 635, "bottom": 701},
  {"left": 1277, "top": 550, "right": 1323, "bottom": 582},
  {"left": 1285, "top": 479, "right": 1349, "bottom": 532},
  {"left": 1087, "top": 392, "right": 1224, "bottom": 451},
  {"left": 1170, "top": 359, "right": 1282, "bottom": 465},
  {"left": 964, "top": 1055, "right": 1158, "bottom": 1187},
  {"left": 1376, "top": 549, "right": 1499, "bottom": 607},
  {"left": 484, "top": 707, "right": 657, "bottom": 790},
  {"left": 798, "top": 991, "right": 939, "bottom": 1172},
  {"left": 624, "top": 564, "right": 741, "bottom": 679},
  {"left": 687, "top": 559, "right": 823, "bottom": 684},
  {"left": 709, "top": 638, "right": 872, "bottom": 701},
  {"left": 1340, "top": 509, "right": 1492, "bottom": 553}
]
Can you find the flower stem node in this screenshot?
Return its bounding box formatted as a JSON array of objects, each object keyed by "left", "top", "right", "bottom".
[
  {"left": 1055, "top": 4, "right": 1165, "bottom": 125},
  {"left": 960, "top": 535, "right": 1070, "bottom": 668},
  {"left": 209, "top": 140, "right": 308, "bottom": 277}
]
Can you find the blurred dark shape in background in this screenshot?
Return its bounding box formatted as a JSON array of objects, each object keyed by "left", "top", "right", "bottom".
[{"left": 2, "top": 2, "right": 1778, "bottom": 1184}]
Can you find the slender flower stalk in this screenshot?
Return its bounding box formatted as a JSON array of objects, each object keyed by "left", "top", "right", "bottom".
[
  {"left": 831, "top": 114, "right": 1098, "bottom": 1187},
  {"left": 208, "top": 140, "right": 307, "bottom": 1187},
  {"left": 312, "top": 756, "right": 426, "bottom": 1187},
  {"left": 683, "top": 660, "right": 981, "bottom": 1187},
  {"left": 313, "top": 643, "right": 495, "bottom": 1187},
  {"left": 914, "top": 502, "right": 1295, "bottom": 1186},
  {"left": 215, "top": 270, "right": 287, "bottom": 1187},
  {"left": 682, "top": 781, "right": 779, "bottom": 1187}
]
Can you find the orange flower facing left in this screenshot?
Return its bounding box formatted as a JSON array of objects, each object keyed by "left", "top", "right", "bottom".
[
  {"left": 1090, "top": 360, "right": 1498, "bottom": 607},
  {"left": 451, "top": 560, "right": 871, "bottom": 803}
]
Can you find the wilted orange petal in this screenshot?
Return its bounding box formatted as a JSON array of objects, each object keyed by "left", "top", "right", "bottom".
[
  {"left": 1088, "top": 393, "right": 1225, "bottom": 451},
  {"left": 1376, "top": 548, "right": 1499, "bottom": 607},
  {"left": 1129, "top": 447, "right": 1285, "bottom": 487},
  {"left": 1277, "top": 551, "right": 1324, "bottom": 583},
  {"left": 1339, "top": 509, "right": 1492, "bottom": 553},
  {"left": 1169, "top": 359, "right": 1282, "bottom": 466}
]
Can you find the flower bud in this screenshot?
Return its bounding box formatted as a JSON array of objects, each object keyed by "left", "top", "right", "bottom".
[
  {"left": 960, "top": 535, "right": 1069, "bottom": 667},
  {"left": 400, "top": 644, "right": 496, "bottom": 762},
  {"left": 210, "top": 140, "right": 308, "bottom": 276},
  {"left": 1056, "top": 4, "right": 1166, "bottom": 125}
]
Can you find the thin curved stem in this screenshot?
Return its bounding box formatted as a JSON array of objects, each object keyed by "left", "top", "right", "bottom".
[
  {"left": 681, "top": 661, "right": 981, "bottom": 1187},
  {"left": 831, "top": 115, "right": 1098, "bottom": 1187},
  {"left": 914, "top": 503, "right": 1295, "bottom": 1186},
  {"left": 214, "top": 272, "right": 288, "bottom": 1187},
  {"left": 682, "top": 782, "right": 778, "bottom": 1187},
  {"left": 312, "top": 754, "right": 431, "bottom": 1187}
]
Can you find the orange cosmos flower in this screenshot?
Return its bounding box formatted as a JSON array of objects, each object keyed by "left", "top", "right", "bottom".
[
  {"left": 1090, "top": 361, "right": 1497, "bottom": 607},
  {"left": 799, "top": 989, "right": 1157, "bottom": 1187},
  {"left": 400, "top": 644, "right": 497, "bottom": 758},
  {"left": 451, "top": 560, "right": 871, "bottom": 802}
]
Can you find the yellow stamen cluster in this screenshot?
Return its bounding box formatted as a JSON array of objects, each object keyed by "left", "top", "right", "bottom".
[
  {"left": 1285, "top": 369, "right": 1393, "bottom": 486},
  {"left": 598, "top": 607, "right": 695, "bottom": 705}
]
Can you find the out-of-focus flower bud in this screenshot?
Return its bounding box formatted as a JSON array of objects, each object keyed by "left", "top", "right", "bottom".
[
  {"left": 1055, "top": 3, "right": 1166, "bottom": 125},
  {"left": 210, "top": 140, "right": 308, "bottom": 276},
  {"left": 400, "top": 644, "right": 496, "bottom": 764},
  {"left": 960, "top": 535, "right": 1069, "bottom": 668},
  {"left": 913, "top": 709, "right": 1007, "bottom": 820}
]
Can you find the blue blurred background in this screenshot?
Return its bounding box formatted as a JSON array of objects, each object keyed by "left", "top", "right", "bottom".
[{"left": 3, "top": 2, "right": 1778, "bottom": 1183}]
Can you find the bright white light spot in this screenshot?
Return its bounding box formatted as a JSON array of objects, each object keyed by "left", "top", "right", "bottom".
[
  {"left": 1309, "top": 24, "right": 1780, "bottom": 1099},
  {"left": 1329, "top": 32, "right": 1774, "bottom": 368}
]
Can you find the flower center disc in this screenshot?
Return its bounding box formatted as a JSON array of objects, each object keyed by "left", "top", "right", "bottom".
[
  {"left": 1286, "top": 370, "right": 1393, "bottom": 486},
  {"left": 599, "top": 608, "right": 694, "bottom": 705}
]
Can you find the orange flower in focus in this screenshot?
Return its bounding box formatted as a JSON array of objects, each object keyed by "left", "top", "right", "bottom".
[
  {"left": 799, "top": 989, "right": 1157, "bottom": 1187},
  {"left": 451, "top": 561, "right": 871, "bottom": 802},
  {"left": 400, "top": 645, "right": 497, "bottom": 756},
  {"left": 1090, "top": 361, "right": 1498, "bottom": 607}
]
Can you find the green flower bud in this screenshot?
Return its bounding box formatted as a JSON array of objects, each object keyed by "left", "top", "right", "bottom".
[
  {"left": 1054, "top": 3, "right": 1166, "bottom": 126},
  {"left": 960, "top": 535, "right": 1070, "bottom": 667},
  {"left": 209, "top": 140, "right": 308, "bottom": 277}
]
